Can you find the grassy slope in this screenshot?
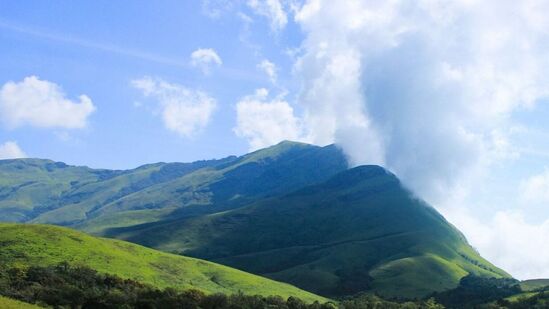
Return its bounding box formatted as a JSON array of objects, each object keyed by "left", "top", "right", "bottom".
[
  {"left": 0, "top": 296, "right": 42, "bottom": 309},
  {"left": 0, "top": 159, "right": 110, "bottom": 222},
  {"left": 0, "top": 142, "right": 347, "bottom": 234},
  {"left": 0, "top": 142, "right": 511, "bottom": 299},
  {"left": 520, "top": 279, "right": 549, "bottom": 291},
  {"left": 104, "top": 166, "right": 509, "bottom": 299},
  {"left": 0, "top": 223, "right": 327, "bottom": 303},
  {"left": 503, "top": 279, "right": 549, "bottom": 303},
  {"left": 30, "top": 159, "right": 231, "bottom": 226},
  {"left": 76, "top": 141, "right": 347, "bottom": 233}
]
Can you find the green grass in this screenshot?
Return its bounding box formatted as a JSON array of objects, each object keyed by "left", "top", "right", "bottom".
[
  {"left": 520, "top": 279, "right": 549, "bottom": 292},
  {"left": 0, "top": 296, "right": 42, "bottom": 309},
  {"left": 0, "top": 141, "right": 347, "bottom": 232},
  {"left": 0, "top": 142, "right": 510, "bottom": 299},
  {"left": 0, "top": 223, "right": 327, "bottom": 303},
  {"left": 502, "top": 279, "right": 549, "bottom": 303},
  {"left": 369, "top": 254, "right": 469, "bottom": 298},
  {"left": 505, "top": 291, "right": 540, "bottom": 302},
  {"left": 103, "top": 166, "right": 509, "bottom": 298}
]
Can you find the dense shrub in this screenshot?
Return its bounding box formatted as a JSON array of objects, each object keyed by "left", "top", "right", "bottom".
[
  {"left": 340, "top": 294, "right": 444, "bottom": 309},
  {"left": 0, "top": 263, "right": 337, "bottom": 308},
  {"left": 0, "top": 262, "right": 451, "bottom": 308},
  {"left": 432, "top": 275, "right": 521, "bottom": 308},
  {"left": 507, "top": 291, "right": 549, "bottom": 309}
]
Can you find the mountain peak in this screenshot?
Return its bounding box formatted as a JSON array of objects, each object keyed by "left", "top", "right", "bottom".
[
  {"left": 320, "top": 165, "right": 394, "bottom": 189},
  {"left": 242, "top": 140, "right": 320, "bottom": 163}
]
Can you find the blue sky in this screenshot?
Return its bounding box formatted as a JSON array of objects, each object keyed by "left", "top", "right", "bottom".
[
  {"left": 2, "top": 0, "right": 549, "bottom": 279},
  {"left": 0, "top": 0, "right": 302, "bottom": 168}
]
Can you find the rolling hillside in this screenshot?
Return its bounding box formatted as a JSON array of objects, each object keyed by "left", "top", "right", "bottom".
[
  {"left": 0, "top": 223, "right": 327, "bottom": 303},
  {"left": 104, "top": 166, "right": 509, "bottom": 298},
  {"left": 0, "top": 141, "right": 510, "bottom": 299},
  {"left": 0, "top": 141, "right": 347, "bottom": 232}
]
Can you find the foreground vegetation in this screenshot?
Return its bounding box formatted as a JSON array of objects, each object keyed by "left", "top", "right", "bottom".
[
  {"left": 0, "top": 296, "right": 42, "bottom": 309},
  {"left": 0, "top": 223, "right": 326, "bottom": 303},
  {"left": 430, "top": 275, "right": 549, "bottom": 308},
  {"left": 0, "top": 260, "right": 547, "bottom": 308},
  {"left": 0, "top": 263, "right": 450, "bottom": 309}
]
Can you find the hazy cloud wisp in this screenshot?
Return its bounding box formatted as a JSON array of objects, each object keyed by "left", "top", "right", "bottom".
[{"left": 247, "top": 0, "right": 288, "bottom": 31}]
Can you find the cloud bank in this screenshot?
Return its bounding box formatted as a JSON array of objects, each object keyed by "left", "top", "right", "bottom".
[
  {"left": 0, "top": 76, "right": 96, "bottom": 129},
  {"left": 284, "top": 0, "right": 549, "bottom": 279},
  {"left": 132, "top": 77, "right": 217, "bottom": 137},
  {"left": 294, "top": 0, "right": 549, "bottom": 201},
  {"left": 448, "top": 207, "right": 549, "bottom": 279}
]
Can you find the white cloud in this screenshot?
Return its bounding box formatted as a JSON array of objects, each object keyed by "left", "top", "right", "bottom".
[
  {"left": 234, "top": 88, "right": 304, "bottom": 150},
  {"left": 293, "top": 0, "right": 549, "bottom": 202},
  {"left": 190, "top": 48, "right": 222, "bottom": 75},
  {"left": 132, "top": 77, "right": 217, "bottom": 137},
  {"left": 247, "top": 0, "right": 288, "bottom": 31},
  {"left": 446, "top": 208, "right": 549, "bottom": 280},
  {"left": 257, "top": 59, "right": 277, "bottom": 83},
  {"left": 0, "top": 76, "right": 96, "bottom": 129},
  {"left": 291, "top": 0, "right": 549, "bottom": 279},
  {"left": 520, "top": 169, "right": 549, "bottom": 205},
  {"left": 0, "top": 141, "right": 27, "bottom": 160}
]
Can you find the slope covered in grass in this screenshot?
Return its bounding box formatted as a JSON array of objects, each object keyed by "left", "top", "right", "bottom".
[
  {"left": 0, "top": 223, "right": 327, "bottom": 303},
  {"left": 0, "top": 141, "right": 510, "bottom": 299},
  {"left": 106, "top": 166, "right": 509, "bottom": 298},
  {"left": 0, "top": 296, "right": 41, "bottom": 309},
  {"left": 520, "top": 279, "right": 549, "bottom": 292},
  {"left": 503, "top": 279, "right": 549, "bottom": 303},
  {"left": 0, "top": 142, "right": 347, "bottom": 232}
]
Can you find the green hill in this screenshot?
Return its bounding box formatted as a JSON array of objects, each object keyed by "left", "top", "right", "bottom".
[
  {"left": 0, "top": 141, "right": 347, "bottom": 232},
  {"left": 0, "top": 223, "right": 327, "bottom": 303},
  {"left": 104, "top": 166, "right": 509, "bottom": 298},
  {"left": 0, "top": 141, "right": 510, "bottom": 299},
  {"left": 520, "top": 279, "right": 549, "bottom": 292},
  {"left": 503, "top": 279, "right": 549, "bottom": 303}
]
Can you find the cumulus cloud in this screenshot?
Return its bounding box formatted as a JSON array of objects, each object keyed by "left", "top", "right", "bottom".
[
  {"left": 0, "top": 76, "right": 96, "bottom": 129},
  {"left": 132, "top": 77, "right": 216, "bottom": 137},
  {"left": 293, "top": 0, "right": 549, "bottom": 202},
  {"left": 289, "top": 0, "right": 549, "bottom": 279},
  {"left": 0, "top": 141, "right": 27, "bottom": 160},
  {"left": 257, "top": 59, "right": 277, "bottom": 83},
  {"left": 234, "top": 88, "right": 304, "bottom": 150},
  {"left": 190, "top": 48, "right": 222, "bottom": 74},
  {"left": 247, "top": 0, "right": 288, "bottom": 31}
]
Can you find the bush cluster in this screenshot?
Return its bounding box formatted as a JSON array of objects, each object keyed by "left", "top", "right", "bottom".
[
  {"left": 432, "top": 275, "right": 521, "bottom": 308},
  {"left": 0, "top": 262, "right": 335, "bottom": 308}
]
